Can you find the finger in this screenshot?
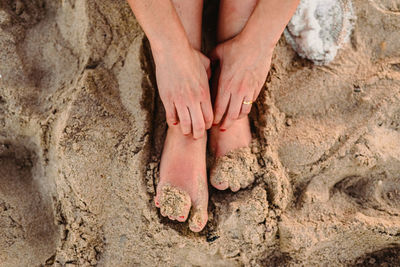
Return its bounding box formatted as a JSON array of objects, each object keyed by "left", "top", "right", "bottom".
[
  {"left": 189, "top": 103, "right": 206, "bottom": 140},
  {"left": 238, "top": 96, "right": 253, "bottom": 119},
  {"left": 213, "top": 81, "right": 231, "bottom": 124},
  {"left": 199, "top": 53, "right": 212, "bottom": 80},
  {"left": 209, "top": 46, "right": 221, "bottom": 62},
  {"left": 201, "top": 100, "right": 213, "bottom": 130},
  {"left": 176, "top": 104, "right": 192, "bottom": 135},
  {"left": 164, "top": 101, "right": 179, "bottom": 127},
  {"left": 220, "top": 93, "right": 242, "bottom": 130},
  {"left": 206, "top": 64, "right": 211, "bottom": 80}
]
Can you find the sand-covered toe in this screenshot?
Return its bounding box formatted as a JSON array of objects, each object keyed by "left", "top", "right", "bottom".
[
  {"left": 157, "top": 184, "right": 191, "bottom": 219},
  {"left": 210, "top": 146, "right": 258, "bottom": 192},
  {"left": 188, "top": 203, "right": 208, "bottom": 232}
]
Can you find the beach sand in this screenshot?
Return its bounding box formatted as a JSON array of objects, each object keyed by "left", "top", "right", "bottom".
[{"left": 0, "top": 0, "right": 399, "bottom": 265}]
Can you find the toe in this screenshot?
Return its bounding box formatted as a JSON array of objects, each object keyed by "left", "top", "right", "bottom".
[
  {"left": 154, "top": 195, "right": 160, "bottom": 208},
  {"left": 160, "top": 208, "right": 167, "bottom": 217},
  {"left": 230, "top": 179, "right": 241, "bottom": 192},
  {"left": 189, "top": 203, "right": 208, "bottom": 232},
  {"left": 211, "top": 178, "right": 229, "bottom": 190},
  {"left": 239, "top": 172, "right": 255, "bottom": 189},
  {"left": 210, "top": 170, "right": 229, "bottom": 190},
  {"left": 158, "top": 185, "right": 191, "bottom": 218},
  {"left": 176, "top": 201, "right": 191, "bottom": 222}
]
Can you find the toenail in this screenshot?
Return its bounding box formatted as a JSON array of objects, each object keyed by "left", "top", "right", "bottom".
[
  {"left": 220, "top": 129, "right": 226, "bottom": 132},
  {"left": 155, "top": 201, "right": 159, "bottom": 206}
]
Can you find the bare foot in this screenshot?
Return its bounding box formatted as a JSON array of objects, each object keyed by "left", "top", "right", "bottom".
[
  {"left": 209, "top": 116, "right": 258, "bottom": 192},
  {"left": 154, "top": 126, "right": 208, "bottom": 232}
]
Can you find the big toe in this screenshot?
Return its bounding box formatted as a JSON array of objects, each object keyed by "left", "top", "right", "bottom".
[
  {"left": 188, "top": 202, "right": 208, "bottom": 232},
  {"left": 210, "top": 169, "right": 229, "bottom": 190},
  {"left": 157, "top": 184, "right": 191, "bottom": 218}
]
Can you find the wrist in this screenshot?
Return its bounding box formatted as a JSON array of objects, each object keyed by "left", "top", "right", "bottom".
[
  {"left": 235, "top": 28, "right": 275, "bottom": 55},
  {"left": 150, "top": 37, "right": 193, "bottom": 62}
]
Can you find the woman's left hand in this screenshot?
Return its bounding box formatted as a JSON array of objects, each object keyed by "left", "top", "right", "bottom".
[{"left": 210, "top": 34, "right": 273, "bottom": 130}]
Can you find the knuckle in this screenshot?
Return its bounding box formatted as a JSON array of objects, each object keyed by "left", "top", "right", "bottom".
[
  {"left": 166, "top": 112, "right": 175, "bottom": 120},
  {"left": 199, "top": 88, "right": 208, "bottom": 99},
  {"left": 193, "top": 122, "right": 205, "bottom": 132},
  {"left": 215, "top": 104, "right": 225, "bottom": 113},
  {"left": 180, "top": 118, "right": 190, "bottom": 127},
  {"left": 204, "top": 114, "right": 213, "bottom": 123},
  {"left": 228, "top": 113, "right": 238, "bottom": 120},
  {"left": 205, "top": 58, "right": 211, "bottom": 68},
  {"left": 238, "top": 86, "right": 247, "bottom": 94}
]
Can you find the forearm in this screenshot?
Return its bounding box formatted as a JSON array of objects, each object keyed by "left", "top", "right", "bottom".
[
  {"left": 240, "top": 0, "right": 300, "bottom": 50},
  {"left": 126, "top": 0, "right": 191, "bottom": 56}
]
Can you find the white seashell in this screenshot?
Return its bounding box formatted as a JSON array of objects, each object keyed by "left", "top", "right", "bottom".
[{"left": 284, "top": 0, "right": 356, "bottom": 65}]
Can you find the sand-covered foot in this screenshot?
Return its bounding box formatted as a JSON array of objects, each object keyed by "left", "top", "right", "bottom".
[
  {"left": 154, "top": 126, "right": 208, "bottom": 232},
  {"left": 209, "top": 117, "right": 258, "bottom": 192}
]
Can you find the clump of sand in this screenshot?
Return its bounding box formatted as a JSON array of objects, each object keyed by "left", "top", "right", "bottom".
[
  {"left": 285, "top": 0, "right": 355, "bottom": 65},
  {"left": 0, "top": 0, "right": 399, "bottom": 266}
]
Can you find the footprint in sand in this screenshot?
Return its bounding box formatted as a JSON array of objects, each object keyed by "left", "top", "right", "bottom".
[
  {"left": 0, "top": 142, "right": 58, "bottom": 266},
  {"left": 370, "top": 0, "right": 400, "bottom": 15},
  {"left": 333, "top": 173, "right": 400, "bottom": 215},
  {"left": 353, "top": 245, "right": 400, "bottom": 266}
]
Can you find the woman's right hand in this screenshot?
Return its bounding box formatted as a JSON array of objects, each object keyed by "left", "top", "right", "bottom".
[{"left": 152, "top": 45, "right": 213, "bottom": 139}]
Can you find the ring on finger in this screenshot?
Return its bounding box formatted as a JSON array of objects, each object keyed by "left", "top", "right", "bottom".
[{"left": 242, "top": 100, "right": 253, "bottom": 105}]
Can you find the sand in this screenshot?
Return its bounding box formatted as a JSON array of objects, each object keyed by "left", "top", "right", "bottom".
[{"left": 0, "top": 0, "right": 399, "bottom": 266}]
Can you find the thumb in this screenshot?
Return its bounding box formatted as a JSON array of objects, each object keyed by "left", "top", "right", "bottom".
[
  {"left": 209, "top": 46, "right": 221, "bottom": 62},
  {"left": 199, "top": 53, "right": 211, "bottom": 80}
]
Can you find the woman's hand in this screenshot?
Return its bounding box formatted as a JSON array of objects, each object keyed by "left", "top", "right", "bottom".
[
  {"left": 153, "top": 45, "right": 213, "bottom": 139},
  {"left": 210, "top": 34, "right": 273, "bottom": 130}
]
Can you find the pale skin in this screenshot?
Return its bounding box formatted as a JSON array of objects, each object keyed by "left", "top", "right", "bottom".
[{"left": 126, "top": 0, "right": 299, "bottom": 232}]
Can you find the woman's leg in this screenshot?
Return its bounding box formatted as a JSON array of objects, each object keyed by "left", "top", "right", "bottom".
[
  {"left": 217, "top": 0, "right": 258, "bottom": 43},
  {"left": 154, "top": 0, "right": 209, "bottom": 232},
  {"left": 209, "top": 0, "right": 258, "bottom": 191}
]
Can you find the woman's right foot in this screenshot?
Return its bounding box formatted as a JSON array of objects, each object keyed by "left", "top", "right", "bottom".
[{"left": 155, "top": 126, "right": 209, "bottom": 232}]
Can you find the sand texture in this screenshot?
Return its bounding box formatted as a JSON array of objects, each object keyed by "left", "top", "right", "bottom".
[{"left": 0, "top": 0, "right": 400, "bottom": 266}]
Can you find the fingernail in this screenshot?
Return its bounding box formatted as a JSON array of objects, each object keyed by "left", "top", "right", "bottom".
[
  {"left": 212, "top": 123, "right": 218, "bottom": 126},
  {"left": 155, "top": 201, "right": 159, "bottom": 206},
  {"left": 179, "top": 216, "right": 185, "bottom": 219},
  {"left": 220, "top": 129, "right": 226, "bottom": 132},
  {"left": 173, "top": 122, "right": 178, "bottom": 125}
]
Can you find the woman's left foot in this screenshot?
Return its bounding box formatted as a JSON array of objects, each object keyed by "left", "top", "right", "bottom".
[{"left": 209, "top": 116, "right": 258, "bottom": 192}]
